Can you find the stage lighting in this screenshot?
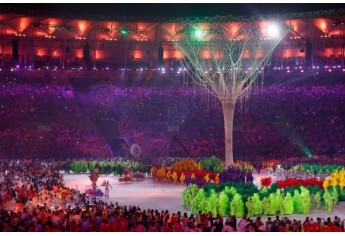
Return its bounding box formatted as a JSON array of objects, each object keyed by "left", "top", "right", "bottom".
[
  {"left": 194, "top": 29, "right": 204, "bottom": 39},
  {"left": 268, "top": 24, "right": 280, "bottom": 38},
  {"left": 195, "top": 29, "right": 203, "bottom": 36},
  {"left": 120, "top": 28, "right": 129, "bottom": 35}
]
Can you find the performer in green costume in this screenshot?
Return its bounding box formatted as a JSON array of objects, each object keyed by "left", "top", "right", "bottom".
[
  {"left": 206, "top": 189, "right": 218, "bottom": 216},
  {"left": 218, "top": 190, "right": 230, "bottom": 216},
  {"left": 182, "top": 184, "right": 199, "bottom": 213},
  {"left": 262, "top": 197, "right": 269, "bottom": 216},
  {"left": 300, "top": 187, "right": 312, "bottom": 214},
  {"left": 268, "top": 193, "right": 278, "bottom": 215},
  {"left": 283, "top": 192, "right": 294, "bottom": 214},
  {"left": 332, "top": 187, "right": 339, "bottom": 207},
  {"left": 301, "top": 196, "right": 311, "bottom": 214},
  {"left": 279, "top": 197, "right": 285, "bottom": 215},
  {"left": 314, "top": 192, "right": 321, "bottom": 209},
  {"left": 323, "top": 190, "right": 333, "bottom": 212},
  {"left": 196, "top": 188, "right": 207, "bottom": 213},
  {"left": 275, "top": 189, "right": 283, "bottom": 214},
  {"left": 245, "top": 197, "right": 253, "bottom": 217},
  {"left": 230, "top": 193, "right": 244, "bottom": 218},
  {"left": 251, "top": 193, "right": 263, "bottom": 215},
  {"left": 293, "top": 189, "right": 304, "bottom": 214}
]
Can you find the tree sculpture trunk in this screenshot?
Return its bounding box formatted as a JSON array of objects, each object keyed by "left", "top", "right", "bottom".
[{"left": 222, "top": 100, "right": 236, "bottom": 167}]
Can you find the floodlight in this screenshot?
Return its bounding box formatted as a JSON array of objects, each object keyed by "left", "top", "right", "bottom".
[{"left": 268, "top": 24, "right": 280, "bottom": 38}]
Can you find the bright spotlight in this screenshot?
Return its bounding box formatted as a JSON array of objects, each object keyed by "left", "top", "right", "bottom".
[
  {"left": 194, "top": 29, "right": 204, "bottom": 40},
  {"left": 268, "top": 24, "right": 280, "bottom": 38},
  {"left": 195, "top": 29, "right": 203, "bottom": 37},
  {"left": 120, "top": 28, "right": 129, "bottom": 35}
]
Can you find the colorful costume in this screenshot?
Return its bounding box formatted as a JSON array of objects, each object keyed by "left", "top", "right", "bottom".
[
  {"left": 314, "top": 192, "right": 321, "bottom": 209},
  {"left": 218, "top": 190, "right": 230, "bottom": 216},
  {"left": 279, "top": 198, "right": 285, "bottom": 215},
  {"left": 171, "top": 171, "right": 178, "bottom": 184},
  {"left": 262, "top": 197, "right": 269, "bottom": 216},
  {"left": 274, "top": 189, "right": 283, "bottom": 214},
  {"left": 196, "top": 188, "right": 206, "bottom": 213},
  {"left": 180, "top": 173, "right": 186, "bottom": 184},
  {"left": 332, "top": 187, "right": 339, "bottom": 207},
  {"left": 245, "top": 197, "right": 253, "bottom": 218},
  {"left": 323, "top": 190, "right": 333, "bottom": 212},
  {"left": 251, "top": 193, "right": 263, "bottom": 216},
  {"left": 206, "top": 189, "right": 218, "bottom": 216},
  {"left": 182, "top": 189, "right": 190, "bottom": 210},
  {"left": 300, "top": 187, "right": 312, "bottom": 214},
  {"left": 230, "top": 193, "right": 244, "bottom": 218},
  {"left": 268, "top": 193, "right": 278, "bottom": 215},
  {"left": 293, "top": 190, "right": 304, "bottom": 214},
  {"left": 182, "top": 184, "right": 198, "bottom": 211},
  {"left": 282, "top": 192, "right": 294, "bottom": 215}
]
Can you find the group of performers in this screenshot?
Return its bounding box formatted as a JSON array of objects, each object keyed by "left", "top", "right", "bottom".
[
  {"left": 185, "top": 185, "right": 339, "bottom": 218},
  {"left": 244, "top": 187, "right": 339, "bottom": 217},
  {"left": 86, "top": 166, "right": 139, "bottom": 199}
]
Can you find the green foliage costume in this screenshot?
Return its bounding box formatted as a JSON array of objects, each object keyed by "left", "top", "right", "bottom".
[
  {"left": 71, "top": 161, "right": 81, "bottom": 174},
  {"left": 196, "top": 189, "right": 207, "bottom": 213},
  {"left": 300, "top": 187, "right": 312, "bottom": 214},
  {"left": 206, "top": 189, "right": 218, "bottom": 216},
  {"left": 279, "top": 198, "right": 285, "bottom": 215},
  {"left": 332, "top": 187, "right": 339, "bottom": 207},
  {"left": 323, "top": 190, "right": 333, "bottom": 212},
  {"left": 245, "top": 197, "right": 253, "bottom": 217},
  {"left": 293, "top": 190, "right": 304, "bottom": 214},
  {"left": 182, "top": 184, "right": 199, "bottom": 211},
  {"left": 251, "top": 193, "right": 263, "bottom": 215},
  {"left": 314, "top": 192, "right": 321, "bottom": 209},
  {"left": 268, "top": 193, "right": 278, "bottom": 215},
  {"left": 218, "top": 190, "right": 230, "bottom": 216},
  {"left": 80, "top": 161, "right": 88, "bottom": 173},
  {"left": 199, "top": 156, "right": 223, "bottom": 172},
  {"left": 230, "top": 193, "right": 244, "bottom": 218},
  {"left": 283, "top": 192, "right": 294, "bottom": 215},
  {"left": 262, "top": 197, "right": 269, "bottom": 216},
  {"left": 274, "top": 189, "right": 283, "bottom": 214},
  {"left": 182, "top": 189, "right": 191, "bottom": 210},
  {"left": 181, "top": 176, "right": 339, "bottom": 217}
]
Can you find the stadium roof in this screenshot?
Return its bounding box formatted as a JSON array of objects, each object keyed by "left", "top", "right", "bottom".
[{"left": 1, "top": 3, "right": 345, "bottom": 20}]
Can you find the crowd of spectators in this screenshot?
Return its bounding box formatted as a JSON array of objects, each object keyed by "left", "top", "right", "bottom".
[
  {"left": 0, "top": 160, "right": 344, "bottom": 232},
  {"left": 1, "top": 73, "right": 345, "bottom": 163},
  {"left": 89, "top": 77, "right": 345, "bottom": 161},
  {"left": 0, "top": 77, "right": 109, "bottom": 160}
]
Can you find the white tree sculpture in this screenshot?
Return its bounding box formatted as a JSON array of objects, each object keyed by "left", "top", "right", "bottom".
[{"left": 168, "top": 16, "right": 289, "bottom": 167}]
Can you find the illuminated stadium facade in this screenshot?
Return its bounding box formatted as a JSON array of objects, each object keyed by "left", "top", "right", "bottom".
[{"left": 0, "top": 6, "right": 345, "bottom": 71}]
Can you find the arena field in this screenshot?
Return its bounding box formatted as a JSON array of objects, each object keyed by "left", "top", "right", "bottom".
[{"left": 63, "top": 170, "right": 345, "bottom": 222}]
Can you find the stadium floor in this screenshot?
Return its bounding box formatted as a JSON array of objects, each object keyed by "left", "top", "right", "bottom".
[{"left": 63, "top": 170, "right": 345, "bottom": 222}]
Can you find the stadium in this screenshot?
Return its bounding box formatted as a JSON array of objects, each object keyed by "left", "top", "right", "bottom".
[{"left": 1, "top": 3, "right": 345, "bottom": 232}]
